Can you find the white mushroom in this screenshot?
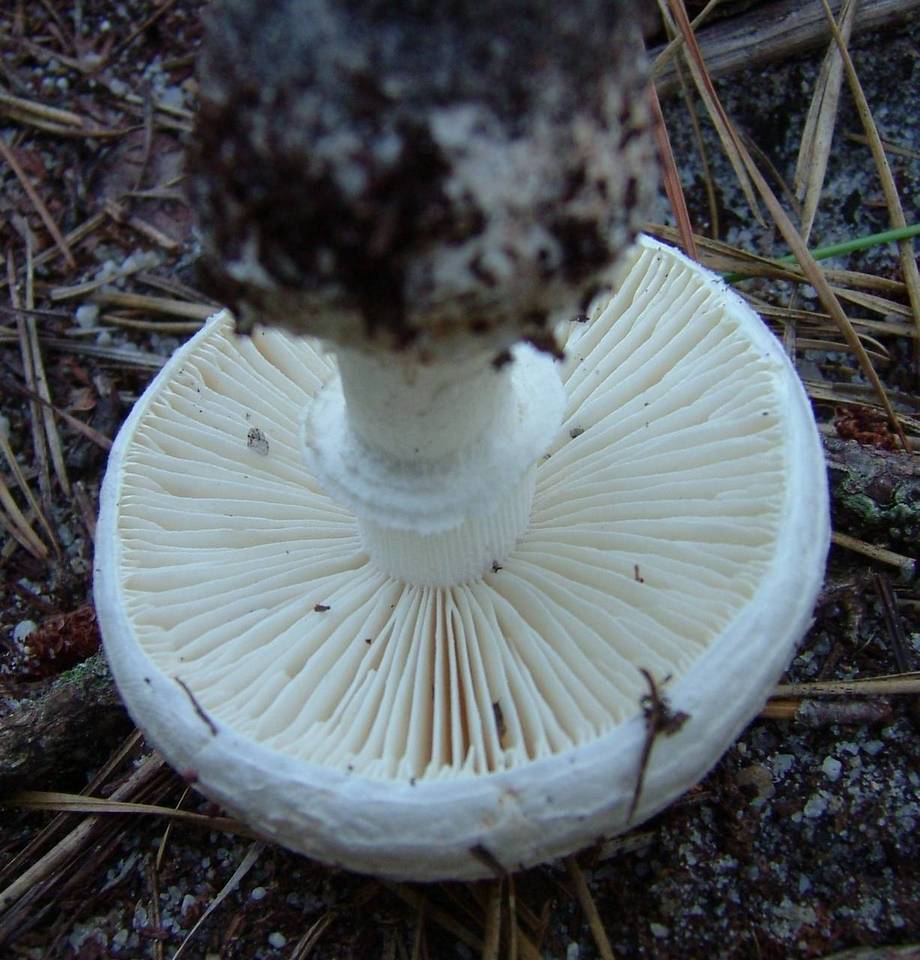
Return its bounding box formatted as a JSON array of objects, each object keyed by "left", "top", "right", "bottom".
[
  {"left": 94, "top": 0, "right": 829, "bottom": 881},
  {"left": 94, "top": 236, "right": 829, "bottom": 880}
]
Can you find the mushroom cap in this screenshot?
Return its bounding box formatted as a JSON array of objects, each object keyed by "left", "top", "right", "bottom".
[
  {"left": 94, "top": 237, "right": 829, "bottom": 881},
  {"left": 190, "top": 0, "right": 655, "bottom": 358}
]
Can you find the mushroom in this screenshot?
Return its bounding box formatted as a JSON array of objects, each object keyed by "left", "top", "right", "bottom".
[{"left": 94, "top": 0, "right": 829, "bottom": 881}]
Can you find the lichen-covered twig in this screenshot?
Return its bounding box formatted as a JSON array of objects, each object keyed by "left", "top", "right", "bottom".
[{"left": 0, "top": 654, "right": 128, "bottom": 797}]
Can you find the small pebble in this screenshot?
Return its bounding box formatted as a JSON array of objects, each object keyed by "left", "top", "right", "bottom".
[
  {"left": 132, "top": 904, "right": 149, "bottom": 930},
  {"left": 822, "top": 757, "right": 843, "bottom": 782},
  {"left": 803, "top": 793, "right": 828, "bottom": 818},
  {"left": 250, "top": 886, "right": 267, "bottom": 901},
  {"left": 13, "top": 620, "right": 36, "bottom": 642},
  {"left": 772, "top": 754, "right": 796, "bottom": 778},
  {"left": 863, "top": 740, "right": 885, "bottom": 756},
  {"left": 268, "top": 932, "right": 287, "bottom": 949},
  {"left": 76, "top": 303, "right": 100, "bottom": 328},
  {"left": 650, "top": 923, "right": 670, "bottom": 938}
]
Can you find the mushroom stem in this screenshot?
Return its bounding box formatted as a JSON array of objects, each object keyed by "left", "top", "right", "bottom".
[
  {"left": 336, "top": 346, "right": 511, "bottom": 464},
  {"left": 302, "top": 343, "right": 566, "bottom": 585}
]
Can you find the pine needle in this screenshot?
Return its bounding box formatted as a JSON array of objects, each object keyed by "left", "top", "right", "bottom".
[
  {"left": 665, "top": 0, "right": 910, "bottom": 449},
  {"left": 170, "top": 841, "right": 263, "bottom": 960},
  {"left": 565, "top": 857, "right": 617, "bottom": 960},
  {"left": 794, "top": 0, "right": 855, "bottom": 241},
  {"left": 817, "top": 0, "right": 920, "bottom": 369},
  {"left": 0, "top": 137, "right": 75, "bottom": 267}
]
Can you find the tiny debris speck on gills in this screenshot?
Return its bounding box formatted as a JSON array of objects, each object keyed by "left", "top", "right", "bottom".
[{"left": 190, "top": 0, "right": 656, "bottom": 357}]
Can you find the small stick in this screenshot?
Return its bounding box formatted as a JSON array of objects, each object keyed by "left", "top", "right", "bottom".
[
  {"left": 760, "top": 698, "right": 893, "bottom": 725},
  {"left": 772, "top": 675, "right": 920, "bottom": 697},
  {"left": 628, "top": 669, "right": 689, "bottom": 823},
  {"left": 72, "top": 480, "right": 97, "bottom": 543},
  {"left": 126, "top": 214, "right": 181, "bottom": 251},
  {"left": 174, "top": 677, "right": 218, "bottom": 736},
  {"left": 651, "top": 0, "right": 920, "bottom": 95},
  {"left": 831, "top": 531, "right": 915, "bottom": 578}
]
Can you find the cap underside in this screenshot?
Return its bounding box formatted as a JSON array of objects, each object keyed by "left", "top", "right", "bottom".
[{"left": 106, "top": 239, "right": 790, "bottom": 783}]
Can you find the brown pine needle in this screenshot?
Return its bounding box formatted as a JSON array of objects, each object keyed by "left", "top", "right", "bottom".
[
  {"left": 846, "top": 131, "right": 920, "bottom": 161},
  {"left": 649, "top": 82, "right": 697, "bottom": 261},
  {"left": 5, "top": 791, "right": 265, "bottom": 836},
  {"left": 0, "top": 754, "right": 164, "bottom": 918},
  {"left": 289, "top": 912, "right": 335, "bottom": 960},
  {"left": 664, "top": 0, "right": 762, "bottom": 223},
  {"left": 0, "top": 426, "right": 55, "bottom": 550},
  {"left": 127, "top": 213, "right": 181, "bottom": 251},
  {"left": 818, "top": 0, "right": 920, "bottom": 368},
  {"left": 91, "top": 289, "right": 215, "bottom": 320},
  {"left": 651, "top": 0, "right": 723, "bottom": 78},
  {"left": 171, "top": 841, "right": 263, "bottom": 960},
  {"left": 665, "top": 0, "right": 910, "bottom": 450},
  {"left": 101, "top": 314, "right": 203, "bottom": 335},
  {"left": 794, "top": 0, "right": 855, "bottom": 242},
  {"left": 410, "top": 899, "right": 426, "bottom": 960},
  {"left": 482, "top": 880, "right": 502, "bottom": 960},
  {"left": 6, "top": 378, "right": 113, "bottom": 451},
  {"left": 0, "top": 91, "right": 85, "bottom": 128},
  {"left": 506, "top": 874, "right": 519, "bottom": 960},
  {"left": 565, "top": 857, "right": 617, "bottom": 960},
  {"left": 387, "top": 885, "right": 481, "bottom": 955},
  {"left": 0, "top": 474, "right": 46, "bottom": 558},
  {"left": 22, "top": 320, "right": 72, "bottom": 495},
  {"left": 0, "top": 138, "right": 75, "bottom": 268}
]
